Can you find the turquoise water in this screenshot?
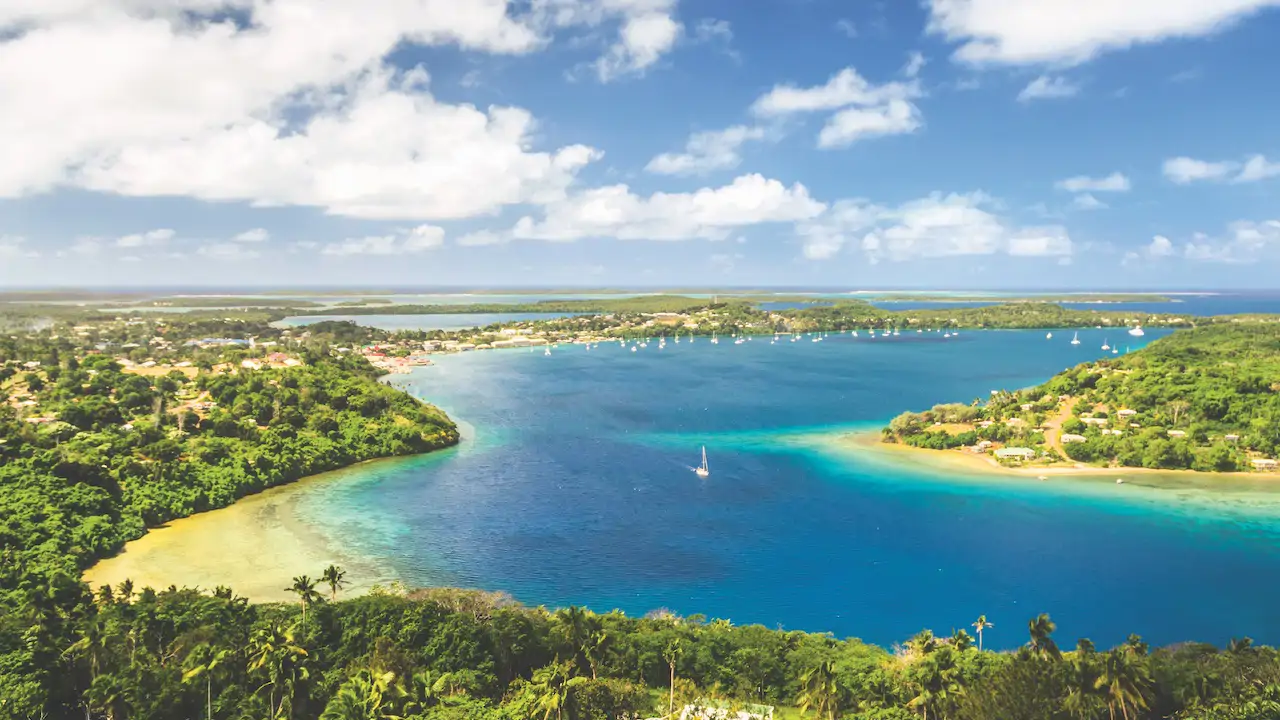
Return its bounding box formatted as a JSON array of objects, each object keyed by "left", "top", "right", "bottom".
[{"left": 290, "top": 329, "right": 1280, "bottom": 648}]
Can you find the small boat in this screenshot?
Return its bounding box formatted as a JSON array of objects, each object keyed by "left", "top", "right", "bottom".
[
  {"left": 943, "top": 332, "right": 951, "bottom": 338},
  {"left": 1101, "top": 339, "right": 1110, "bottom": 351},
  {"left": 892, "top": 329, "right": 900, "bottom": 336},
  {"left": 694, "top": 447, "right": 710, "bottom": 478},
  {"left": 1115, "top": 478, "right": 1125, "bottom": 485},
  {"left": 917, "top": 329, "right": 922, "bottom": 333},
  {"left": 1038, "top": 475, "right": 1048, "bottom": 481},
  {"left": 1046, "top": 332, "right": 1053, "bottom": 340},
  {"left": 1070, "top": 332, "right": 1081, "bottom": 346},
  {"left": 852, "top": 331, "right": 858, "bottom": 337},
  {"left": 631, "top": 346, "right": 637, "bottom": 352},
  {"left": 1112, "top": 348, "right": 1119, "bottom": 354},
  {"left": 544, "top": 347, "right": 551, "bottom": 356},
  {"left": 1128, "top": 325, "right": 1145, "bottom": 337}
]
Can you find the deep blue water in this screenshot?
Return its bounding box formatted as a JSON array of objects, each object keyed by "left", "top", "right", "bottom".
[{"left": 292, "top": 329, "right": 1280, "bottom": 649}]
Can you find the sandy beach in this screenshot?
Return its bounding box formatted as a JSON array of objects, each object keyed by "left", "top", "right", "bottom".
[
  {"left": 83, "top": 462, "right": 404, "bottom": 602},
  {"left": 832, "top": 429, "right": 1280, "bottom": 487}
]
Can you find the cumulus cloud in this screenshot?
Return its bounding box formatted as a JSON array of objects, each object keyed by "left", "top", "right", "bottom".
[
  {"left": 926, "top": 0, "right": 1280, "bottom": 66},
  {"left": 1056, "top": 172, "right": 1131, "bottom": 192},
  {"left": 646, "top": 125, "right": 766, "bottom": 175},
  {"left": 1183, "top": 220, "right": 1280, "bottom": 262},
  {"left": 0, "top": 0, "right": 645, "bottom": 220},
  {"left": 116, "top": 228, "right": 176, "bottom": 248},
  {"left": 1149, "top": 235, "right": 1174, "bottom": 256},
  {"left": 1162, "top": 157, "right": 1240, "bottom": 184},
  {"left": 1071, "top": 193, "right": 1107, "bottom": 210},
  {"left": 0, "top": 235, "right": 37, "bottom": 258},
  {"left": 321, "top": 225, "right": 445, "bottom": 256},
  {"left": 751, "top": 67, "right": 923, "bottom": 148},
  {"left": 1237, "top": 155, "right": 1280, "bottom": 183},
  {"left": 511, "top": 173, "right": 826, "bottom": 241},
  {"left": 232, "top": 228, "right": 270, "bottom": 243},
  {"left": 1017, "top": 75, "right": 1080, "bottom": 101},
  {"left": 797, "top": 191, "right": 1073, "bottom": 262}
]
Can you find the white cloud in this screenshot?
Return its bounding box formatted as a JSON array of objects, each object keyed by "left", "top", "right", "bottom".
[
  {"left": 1149, "top": 235, "right": 1174, "bottom": 256},
  {"left": 797, "top": 191, "right": 1073, "bottom": 262},
  {"left": 321, "top": 224, "right": 445, "bottom": 256},
  {"left": 1071, "top": 193, "right": 1107, "bottom": 210},
  {"left": 818, "top": 99, "right": 922, "bottom": 148},
  {"left": 593, "top": 10, "right": 682, "bottom": 81},
  {"left": 1056, "top": 172, "right": 1131, "bottom": 192},
  {"left": 116, "top": 228, "right": 175, "bottom": 248},
  {"left": 0, "top": 1, "right": 626, "bottom": 220},
  {"left": 835, "top": 18, "right": 858, "bottom": 38},
  {"left": 1237, "top": 154, "right": 1280, "bottom": 183},
  {"left": 1163, "top": 154, "right": 1279, "bottom": 184},
  {"left": 1162, "top": 157, "right": 1239, "bottom": 184},
  {"left": 903, "top": 51, "right": 927, "bottom": 78},
  {"left": 646, "top": 125, "right": 766, "bottom": 175},
  {"left": 0, "top": 235, "right": 37, "bottom": 258},
  {"left": 1170, "top": 220, "right": 1280, "bottom": 262},
  {"left": 512, "top": 173, "right": 826, "bottom": 241},
  {"left": 1017, "top": 75, "right": 1080, "bottom": 102},
  {"left": 926, "top": 0, "right": 1280, "bottom": 66},
  {"left": 232, "top": 228, "right": 270, "bottom": 243},
  {"left": 197, "top": 242, "right": 261, "bottom": 261},
  {"left": 750, "top": 67, "right": 923, "bottom": 148}
]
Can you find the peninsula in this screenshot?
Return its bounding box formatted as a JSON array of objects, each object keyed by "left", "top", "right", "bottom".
[{"left": 880, "top": 322, "right": 1280, "bottom": 474}]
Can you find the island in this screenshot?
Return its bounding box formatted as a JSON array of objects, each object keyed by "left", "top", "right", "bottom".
[
  {"left": 5, "top": 302, "right": 1280, "bottom": 720},
  {"left": 880, "top": 322, "right": 1280, "bottom": 474}
]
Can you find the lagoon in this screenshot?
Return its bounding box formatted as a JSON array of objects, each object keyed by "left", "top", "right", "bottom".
[{"left": 87, "top": 329, "right": 1280, "bottom": 649}]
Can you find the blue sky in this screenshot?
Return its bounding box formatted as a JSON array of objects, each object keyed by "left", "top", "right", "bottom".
[{"left": 1, "top": 0, "right": 1278, "bottom": 289}]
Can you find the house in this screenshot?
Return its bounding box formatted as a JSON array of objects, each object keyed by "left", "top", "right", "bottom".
[
  {"left": 1225, "top": 434, "right": 1240, "bottom": 442},
  {"left": 1252, "top": 458, "right": 1278, "bottom": 471},
  {"left": 1061, "top": 434, "right": 1087, "bottom": 443},
  {"left": 1020, "top": 403, "right": 1033, "bottom": 411},
  {"left": 994, "top": 447, "right": 1037, "bottom": 460},
  {"left": 1117, "top": 409, "right": 1137, "bottom": 417},
  {"left": 1082, "top": 417, "right": 1108, "bottom": 426},
  {"left": 1103, "top": 429, "right": 1124, "bottom": 436},
  {"left": 975, "top": 440, "right": 993, "bottom": 451},
  {"left": 1167, "top": 430, "right": 1186, "bottom": 438}
]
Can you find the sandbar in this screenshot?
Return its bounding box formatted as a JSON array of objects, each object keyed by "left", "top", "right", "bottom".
[{"left": 83, "top": 461, "right": 404, "bottom": 602}]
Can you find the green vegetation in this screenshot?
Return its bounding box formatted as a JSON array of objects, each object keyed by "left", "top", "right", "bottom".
[
  {"left": 883, "top": 323, "right": 1280, "bottom": 472},
  {"left": 868, "top": 293, "right": 1173, "bottom": 303}
]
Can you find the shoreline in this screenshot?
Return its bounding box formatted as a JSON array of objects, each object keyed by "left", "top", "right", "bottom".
[
  {"left": 834, "top": 430, "right": 1280, "bottom": 483},
  {"left": 82, "top": 453, "right": 428, "bottom": 602}
]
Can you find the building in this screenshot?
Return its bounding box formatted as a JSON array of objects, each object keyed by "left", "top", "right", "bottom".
[
  {"left": 1082, "top": 417, "right": 1108, "bottom": 426},
  {"left": 1252, "top": 458, "right": 1278, "bottom": 471},
  {"left": 1167, "top": 430, "right": 1186, "bottom": 438},
  {"left": 1225, "top": 434, "right": 1240, "bottom": 442},
  {"left": 994, "top": 447, "right": 1037, "bottom": 460},
  {"left": 1061, "top": 434, "right": 1087, "bottom": 443},
  {"left": 1117, "top": 409, "right": 1137, "bottom": 418}
]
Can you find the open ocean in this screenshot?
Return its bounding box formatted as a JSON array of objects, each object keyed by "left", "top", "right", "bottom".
[{"left": 269, "top": 328, "right": 1280, "bottom": 650}]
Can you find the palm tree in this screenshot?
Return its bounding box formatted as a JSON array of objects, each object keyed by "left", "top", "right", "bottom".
[
  {"left": 663, "top": 640, "right": 682, "bottom": 718},
  {"left": 286, "top": 575, "right": 323, "bottom": 625},
  {"left": 1095, "top": 648, "right": 1152, "bottom": 720},
  {"left": 182, "top": 643, "right": 235, "bottom": 720},
  {"left": 528, "top": 661, "right": 584, "bottom": 720},
  {"left": 248, "top": 622, "right": 311, "bottom": 719},
  {"left": 972, "top": 615, "right": 994, "bottom": 652},
  {"left": 116, "top": 579, "right": 135, "bottom": 604},
  {"left": 401, "top": 670, "right": 448, "bottom": 715},
  {"left": 1229, "top": 636, "right": 1254, "bottom": 653},
  {"left": 907, "top": 629, "right": 938, "bottom": 657},
  {"left": 797, "top": 659, "right": 843, "bottom": 720},
  {"left": 554, "top": 606, "right": 608, "bottom": 678},
  {"left": 320, "top": 669, "right": 401, "bottom": 720},
  {"left": 1123, "top": 633, "right": 1148, "bottom": 657},
  {"left": 1063, "top": 639, "right": 1103, "bottom": 720},
  {"left": 950, "top": 628, "right": 973, "bottom": 652},
  {"left": 1027, "top": 614, "right": 1061, "bottom": 661},
  {"left": 907, "top": 647, "right": 961, "bottom": 720},
  {"left": 63, "top": 615, "right": 110, "bottom": 682},
  {"left": 321, "top": 565, "right": 347, "bottom": 603}
]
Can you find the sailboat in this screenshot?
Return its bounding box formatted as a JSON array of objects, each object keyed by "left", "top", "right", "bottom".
[
  {"left": 710, "top": 333, "right": 719, "bottom": 345},
  {"left": 1070, "top": 332, "right": 1081, "bottom": 346},
  {"left": 1101, "top": 338, "right": 1110, "bottom": 351},
  {"left": 1046, "top": 332, "right": 1053, "bottom": 340},
  {"left": 694, "top": 447, "right": 710, "bottom": 478},
  {"left": 544, "top": 346, "right": 551, "bottom": 356},
  {"left": 1128, "top": 325, "right": 1145, "bottom": 337}
]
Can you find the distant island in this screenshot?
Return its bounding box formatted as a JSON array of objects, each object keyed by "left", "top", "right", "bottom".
[{"left": 880, "top": 323, "right": 1280, "bottom": 474}]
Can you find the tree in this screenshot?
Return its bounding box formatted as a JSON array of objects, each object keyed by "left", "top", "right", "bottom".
[
  {"left": 797, "top": 659, "right": 843, "bottom": 720},
  {"left": 1168, "top": 400, "right": 1190, "bottom": 427},
  {"left": 526, "top": 661, "right": 584, "bottom": 720},
  {"left": 1027, "top": 614, "right": 1061, "bottom": 661},
  {"left": 286, "top": 575, "right": 322, "bottom": 625},
  {"left": 663, "top": 640, "right": 682, "bottom": 718},
  {"left": 908, "top": 646, "right": 962, "bottom": 720},
  {"left": 1063, "top": 639, "right": 1103, "bottom": 720},
  {"left": 972, "top": 616, "right": 994, "bottom": 652},
  {"left": 1095, "top": 649, "right": 1151, "bottom": 720},
  {"left": 321, "top": 565, "right": 347, "bottom": 603},
  {"left": 183, "top": 643, "right": 235, "bottom": 720},
  {"left": 248, "top": 622, "right": 311, "bottom": 719},
  {"left": 320, "top": 669, "right": 401, "bottom": 720}
]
